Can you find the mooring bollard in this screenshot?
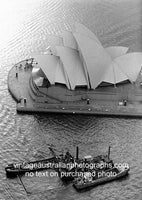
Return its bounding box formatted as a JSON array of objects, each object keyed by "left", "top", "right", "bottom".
[
  {"left": 87, "top": 98, "right": 90, "bottom": 104},
  {"left": 123, "top": 100, "right": 127, "bottom": 106},
  {"left": 24, "top": 98, "right": 26, "bottom": 104},
  {"left": 16, "top": 72, "right": 18, "bottom": 78},
  {"left": 19, "top": 98, "right": 22, "bottom": 103}
]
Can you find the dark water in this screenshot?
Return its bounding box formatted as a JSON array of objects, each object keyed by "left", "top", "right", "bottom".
[{"left": 0, "top": 0, "right": 142, "bottom": 199}]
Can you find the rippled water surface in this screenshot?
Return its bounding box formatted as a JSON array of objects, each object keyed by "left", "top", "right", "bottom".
[{"left": 0, "top": 0, "right": 142, "bottom": 199}]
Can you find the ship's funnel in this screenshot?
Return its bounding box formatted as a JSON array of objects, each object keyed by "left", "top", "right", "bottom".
[
  {"left": 108, "top": 146, "right": 111, "bottom": 160},
  {"left": 76, "top": 146, "right": 79, "bottom": 160}
]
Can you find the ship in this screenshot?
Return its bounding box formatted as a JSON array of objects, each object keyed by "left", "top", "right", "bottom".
[{"left": 73, "top": 165, "right": 130, "bottom": 190}]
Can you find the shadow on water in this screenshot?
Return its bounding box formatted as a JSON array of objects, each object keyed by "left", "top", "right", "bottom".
[{"left": 17, "top": 110, "right": 142, "bottom": 120}]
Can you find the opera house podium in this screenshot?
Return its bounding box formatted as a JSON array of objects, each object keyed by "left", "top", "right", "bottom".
[{"left": 8, "top": 22, "right": 142, "bottom": 117}]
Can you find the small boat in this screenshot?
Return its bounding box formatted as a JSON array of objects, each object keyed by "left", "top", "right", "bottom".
[
  {"left": 5, "top": 156, "right": 57, "bottom": 178},
  {"left": 73, "top": 165, "right": 130, "bottom": 190},
  {"left": 5, "top": 147, "right": 75, "bottom": 178},
  {"left": 58, "top": 146, "right": 113, "bottom": 182}
]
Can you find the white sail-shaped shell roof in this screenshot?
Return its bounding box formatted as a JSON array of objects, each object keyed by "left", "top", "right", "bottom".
[
  {"left": 55, "top": 60, "right": 69, "bottom": 87},
  {"left": 34, "top": 55, "right": 59, "bottom": 84},
  {"left": 102, "top": 52, "right": 142, "bottom": 84},
  {"left": 75, "top": 22, "right": 101, "bottom": 46},
  {"left": 73, "top": 32, "right": 112, "bottom": 89},
  {"left": 105, "top": 46, "right": 129, "bottom": 59},
  {"left": 102, "top": 61, "right": 129, "bottom": 84},
  {"left": 34, "top": 54, "right": 71, "bottom": 89},
  {"left": 56, "top": 46, "right": 88, "bottom": 89},
  {"left": 32, "top": 22, "right": 142, "bottom": 90},
  {"left": 62, "top": 30, "right": 78, "bottom": 50},
  {"left": 113, "top": 53, "right": 142, "bottom": 82}
]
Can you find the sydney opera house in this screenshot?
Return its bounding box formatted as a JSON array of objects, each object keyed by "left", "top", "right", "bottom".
[{"left": 30, "top": 22, "right": 142, "bottom": 103}]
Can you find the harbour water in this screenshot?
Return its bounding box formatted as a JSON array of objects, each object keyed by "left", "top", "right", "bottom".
[{"left": 0, "top": 0, "right": 142, "bottom": 199}]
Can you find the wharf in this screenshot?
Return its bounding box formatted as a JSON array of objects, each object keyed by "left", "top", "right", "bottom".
[{"left": 8, "top": 60, "right": 142, "bottom": 117}]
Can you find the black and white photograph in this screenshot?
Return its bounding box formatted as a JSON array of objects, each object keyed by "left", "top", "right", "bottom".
[{"left": 0, "top": 0, "right": 142, "bottom": 199}]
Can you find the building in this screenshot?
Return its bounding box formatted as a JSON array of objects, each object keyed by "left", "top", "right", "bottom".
[{"left": 30, "top": 22, "right": 142, "bottom": 102}]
